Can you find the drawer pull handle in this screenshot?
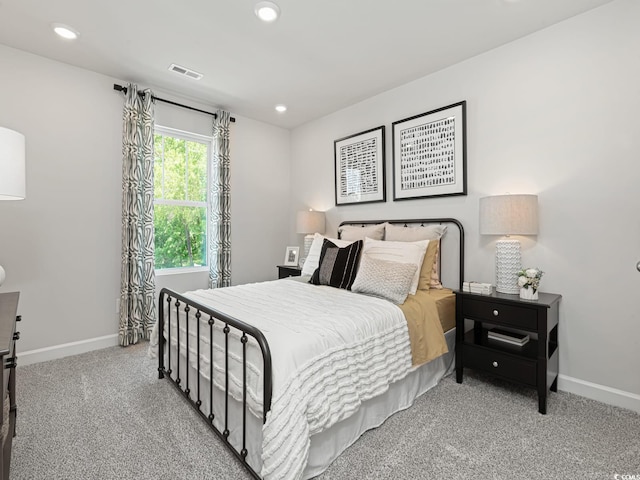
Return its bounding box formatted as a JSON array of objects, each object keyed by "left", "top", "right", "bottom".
[
  {"left": 492, "top": 361, "right": 499, "bottom": 368},
  {"left": 493, "top": 310, "right": 499, "bottom": 317},
  {"left": 13, "top": 332, "right": 20, "bottom": 341}
]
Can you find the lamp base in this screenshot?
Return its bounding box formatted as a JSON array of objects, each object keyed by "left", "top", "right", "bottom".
[
  {"left": 300, "top": 234, "right": 315, "bottom": 267},
  {"left": 495, "top": 239, "right": 521, "bottom": 294}
]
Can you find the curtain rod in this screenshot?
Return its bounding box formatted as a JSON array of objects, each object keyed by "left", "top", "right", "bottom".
[{"left": 113, "top": 84, "right": 236, "bottom": 123}]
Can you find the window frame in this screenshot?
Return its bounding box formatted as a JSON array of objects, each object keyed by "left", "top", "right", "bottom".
[{"left": 153, "top": 125, "right": 212, "bottom": 274}]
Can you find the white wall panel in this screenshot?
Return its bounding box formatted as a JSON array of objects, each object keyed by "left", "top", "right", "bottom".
[
  {"left": 290, "top": 0, "right": 640, "bottom": 399},
  {"left": 0, "top": 46, "right": 291, "bottom": 352}
]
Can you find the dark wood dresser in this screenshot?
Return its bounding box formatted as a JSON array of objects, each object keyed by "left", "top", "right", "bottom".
[{"left": 0, "top": 292, "right": 19, "bottom": 480}]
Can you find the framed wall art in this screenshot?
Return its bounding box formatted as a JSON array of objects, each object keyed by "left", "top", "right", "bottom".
[
  {"left": 283, "top": 246, "right": 300, "bottom": 266},
  {"left": 334, "top": 126, "right": 386, "bottom": 206},
  {"left": 392, "top": 101, "right": 467, "bottom": 201}
]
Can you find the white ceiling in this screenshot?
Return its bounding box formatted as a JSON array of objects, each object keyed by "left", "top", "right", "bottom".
[{"left": 0, "top": 0, "right": 615, "bottom": 128}]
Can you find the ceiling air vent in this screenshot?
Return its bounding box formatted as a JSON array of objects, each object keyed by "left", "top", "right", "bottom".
[{"left": 168, "top": 63, "right": 203, "bottom": 80}]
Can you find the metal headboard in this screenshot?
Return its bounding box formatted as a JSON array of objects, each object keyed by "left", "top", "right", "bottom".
[{"left": 337, "top": 218, "right": 465, "bottom": 290}]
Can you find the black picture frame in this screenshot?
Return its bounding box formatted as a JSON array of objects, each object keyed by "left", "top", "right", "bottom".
[
  {"left": 334, "top": 126, "right": 386, "bottom": 206},
  {"left": 392, "top": 101, "right": 467, "bottom": 201}
]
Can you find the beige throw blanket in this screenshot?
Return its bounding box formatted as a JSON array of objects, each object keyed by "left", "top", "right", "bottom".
[{"left": 398, "top": 288, "right": 454, "bottom": 366}]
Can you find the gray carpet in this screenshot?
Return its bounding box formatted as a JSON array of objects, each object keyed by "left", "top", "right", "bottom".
[{"left": 10, "top": 344, "right": 640, "bottom": 480}]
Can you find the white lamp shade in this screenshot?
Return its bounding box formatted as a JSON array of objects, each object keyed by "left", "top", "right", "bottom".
[
  {"left": 0, "top": 127, "right": 26, "bottom": 200},
  {"left": 296, "top": 210, "right": 325, "bottom": 235},
  {"left": 479, "top": 194, "right": 538, "bottom": 236}
]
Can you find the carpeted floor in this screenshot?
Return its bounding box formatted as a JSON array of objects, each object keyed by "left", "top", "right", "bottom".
[{"left": 10, "top": 343, "right": 640, "bottom": 479}]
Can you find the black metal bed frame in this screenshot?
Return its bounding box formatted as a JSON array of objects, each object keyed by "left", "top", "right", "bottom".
[
  {"left": 157, "top": 290, "right": 272, "bottom": 479},
  {"left": 339, "top": 218, "right": 465, "bottom": 291},
  {"left": 157, "top": 218, "right": 464, "bottom": 479}
]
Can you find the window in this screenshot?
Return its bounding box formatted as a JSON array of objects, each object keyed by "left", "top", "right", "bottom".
[{"left": 153, "top": 126, "right": 211, "bottom": 271}]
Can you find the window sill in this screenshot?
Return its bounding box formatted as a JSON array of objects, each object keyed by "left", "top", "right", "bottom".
[{"left": 155, "top": 267, "right": 208, "bottom": 276}]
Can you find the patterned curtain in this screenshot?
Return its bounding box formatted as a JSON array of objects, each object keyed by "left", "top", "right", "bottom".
[
  {"left": 119, "top": 84, "right": 156, "bottom": 346},
  {"left": 209, "top": 110, "right": 232, "bottom": 288}
]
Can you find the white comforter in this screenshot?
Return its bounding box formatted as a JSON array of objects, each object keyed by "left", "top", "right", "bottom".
[{"left": 152, "top": 279, "right": 413, "bottom": 480}]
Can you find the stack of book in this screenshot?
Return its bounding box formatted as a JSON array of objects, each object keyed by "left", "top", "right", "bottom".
[
  {"left": 487, "top": 328, "right": 530, "bottom": 346},
  {"left": 462, "top": 282, "right": 493, "bottom": 295}
]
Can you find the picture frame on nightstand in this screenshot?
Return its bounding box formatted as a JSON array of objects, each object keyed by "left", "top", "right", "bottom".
[{"left": 283, "top": 246, "right": 300, "bottom": 266}]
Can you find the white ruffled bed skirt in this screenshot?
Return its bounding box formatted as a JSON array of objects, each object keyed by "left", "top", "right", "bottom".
[{"left": 159, "top": 327, "right": 455, "bottom": 479}]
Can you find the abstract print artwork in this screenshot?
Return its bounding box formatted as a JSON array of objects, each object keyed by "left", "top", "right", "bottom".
[
  {"left": 392, "top": 101, "right": 467, "bottom": 201},
  {"left": 334, "top": 126, "right": 385, "bottom": 205}
]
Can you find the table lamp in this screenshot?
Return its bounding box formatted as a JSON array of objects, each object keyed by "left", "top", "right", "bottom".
[
  {"left": 0, "top": 127, "right": 26, "bottom": 286},
  {"left": 296, "top": 209, "right": 325, "bottom": 264},
  {"left": 479, "top": 194, "right": 538, "bottom": 294}
]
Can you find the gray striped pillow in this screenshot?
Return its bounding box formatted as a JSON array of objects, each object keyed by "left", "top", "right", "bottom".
[{"left": 309, "top": 239, "right": 363, "bottom": 290}]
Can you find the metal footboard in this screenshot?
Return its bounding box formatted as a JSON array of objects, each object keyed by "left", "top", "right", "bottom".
[{"left": 157, "top": 288, "right": 273, "bottom": 479}]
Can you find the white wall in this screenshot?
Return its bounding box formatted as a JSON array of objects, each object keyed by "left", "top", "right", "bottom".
[
  {"left": 0, "top": 45, "right": 291, "bottom": 357},
  {"left": 290, "top": 0, "right": 640, "bottom": 408}
]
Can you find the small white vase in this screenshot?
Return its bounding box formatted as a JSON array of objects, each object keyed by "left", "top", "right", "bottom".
[{"left": 520, "top": 287, "right": 538, "bottom": 300}]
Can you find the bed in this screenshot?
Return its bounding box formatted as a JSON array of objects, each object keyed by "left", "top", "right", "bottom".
[{"left": 153, "top": 218, "right": 464, "bottom": 480}]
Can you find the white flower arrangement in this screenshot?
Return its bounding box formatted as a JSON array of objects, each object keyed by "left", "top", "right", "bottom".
[{"left": 517, "top": 267, "right": 544, "bottom": 292}]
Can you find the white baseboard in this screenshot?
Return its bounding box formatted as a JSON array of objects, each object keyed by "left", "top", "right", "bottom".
[
  {"left": 18, "top": 334, "right": 119, "bottom": 366},
  {"left": 558, "top": 374, "right": 640, "bottom": 414}
]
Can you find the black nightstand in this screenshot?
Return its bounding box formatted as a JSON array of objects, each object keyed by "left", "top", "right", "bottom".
[
  {"left": 455, "top": 290, "right": 561, "bottom": 414},
  {"left": 277, "top": 265, "right": 302, "bottom": 279}
]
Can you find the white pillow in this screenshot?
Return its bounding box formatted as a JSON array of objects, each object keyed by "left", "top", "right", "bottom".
[
  {"left": 338, "top": 223, "right": 385, "bottom": 241},
  {"left": 301, "top": 233, "right": 355, "bottom": 276},
  {"left": 351, "top": 254, "right": 417, "bottom": 305},
  {"left": 361, "top": 237, "right": 429, "bottom": 295}
]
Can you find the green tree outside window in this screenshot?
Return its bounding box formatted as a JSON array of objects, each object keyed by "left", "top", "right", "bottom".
[{"left": 153, "top": 130, "right": 209, "bottom": 270}]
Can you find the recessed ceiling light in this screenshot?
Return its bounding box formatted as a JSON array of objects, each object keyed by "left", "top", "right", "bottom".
[
  {"left": 52, "top": 23, "right": 79, "bottom": 40},
  {"left": 275, "top": 104, "right": 287, "bottom": 113},
  {"left": 255, "top": 1, "right": 280, "bottom": 22}
]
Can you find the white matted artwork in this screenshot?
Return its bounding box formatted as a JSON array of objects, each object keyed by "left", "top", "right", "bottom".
[
  {"left": 392, "top": 101, "right": 467, "bottom": 201},
  {"left": 334, "top": 126, "right": 386, "bottom": 206},
  {"left": 284, "top": 246, "right": 300, "bottom": 266}
]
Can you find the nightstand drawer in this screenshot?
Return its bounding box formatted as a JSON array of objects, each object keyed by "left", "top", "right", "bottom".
[
  {"left": 463, "top": 344, "right": 537, "bottom": 387},
  {"left": 462, "top": 298, "right": 537, "bottom": 330},
  {"left": 277, "top": 265, "right": 302, "bottom": 279}
]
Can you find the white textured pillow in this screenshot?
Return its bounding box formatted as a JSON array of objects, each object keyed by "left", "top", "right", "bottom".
[
  {"left": 361, "top": 237, "right": 429, "bottom": 295},
  {"left": 301, "top": 233, "right": 355, "bottom": 276},
  {"left": 352, "top": 255, "right": 417, "bottom": 305},
  {"left": 338, "top": 223, "right": 385, "bottom": 241}
]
